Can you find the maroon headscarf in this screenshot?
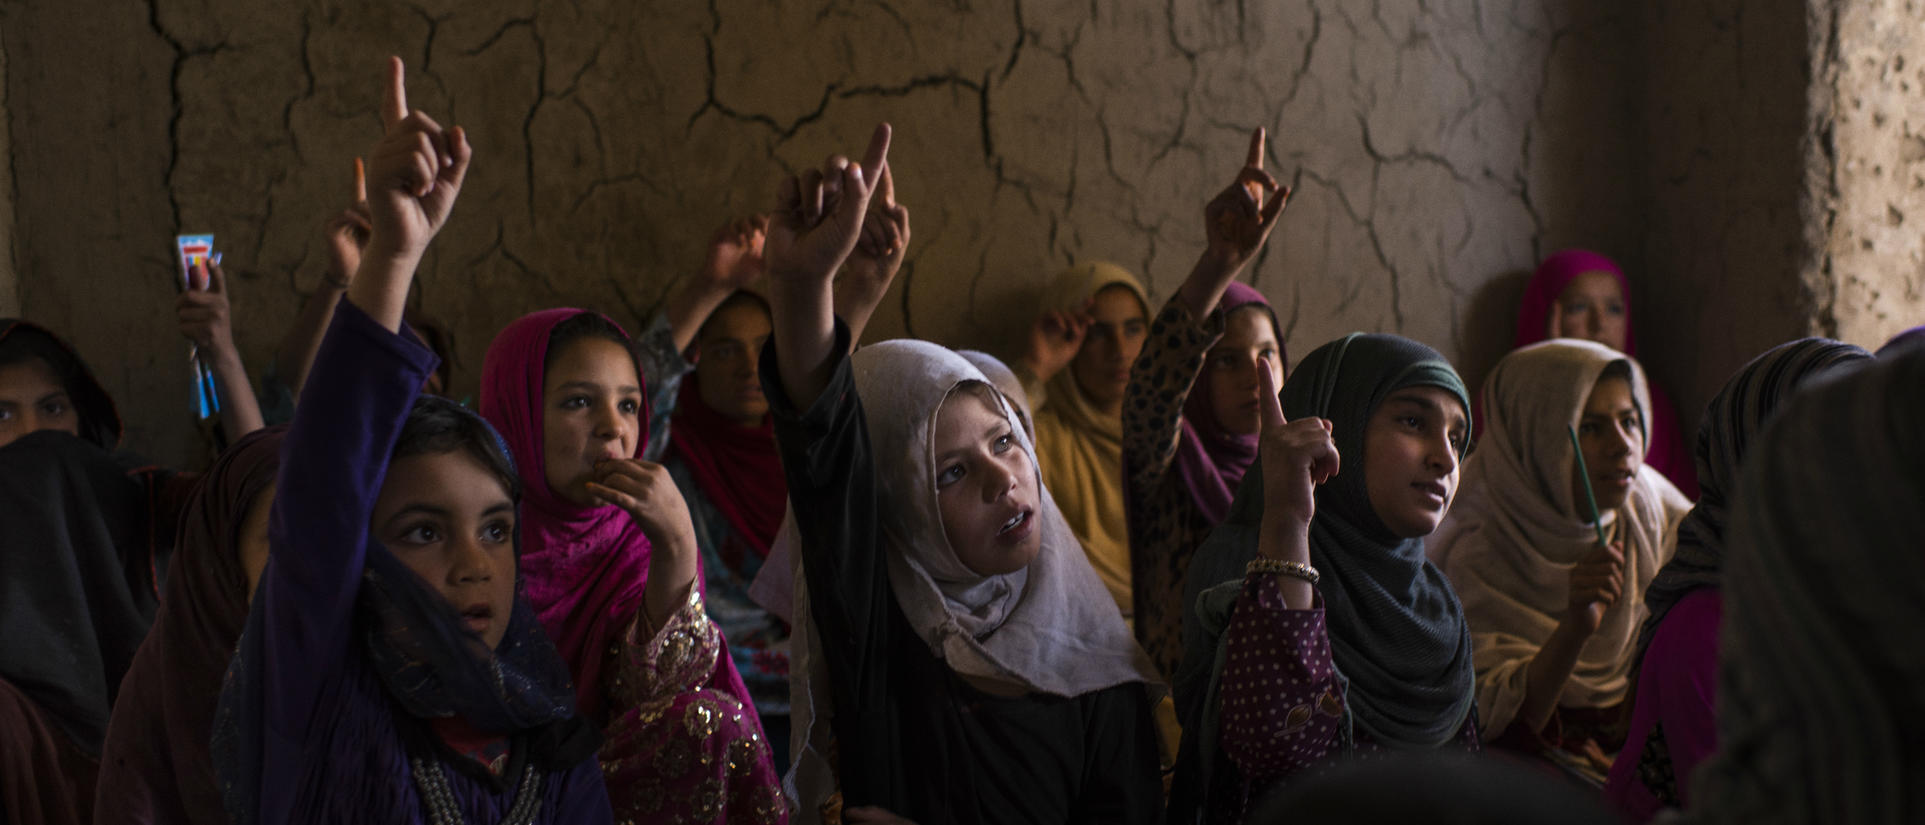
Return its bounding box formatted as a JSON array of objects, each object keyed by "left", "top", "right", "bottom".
[
  {"left": 93, "top": 426, "right": 284, "bottom": 825},
  {"left": 1511, "top": 250, "right": 1696, "bottom": 498},
  {"left": 669, "top": 374, "right": 786, "bottom": 570},
  {"left": 1174, "top": 282, "right": 1283, "bottom": 525},
  {"left": 480, "top": 308, "right": 751, "bottom": 720}
]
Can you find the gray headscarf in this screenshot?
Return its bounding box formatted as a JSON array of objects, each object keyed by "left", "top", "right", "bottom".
[
  {"left": 1684, "top": 345, "right": 1924, "bottom": 824},
  {"left": 1636, "top": 338, "right": 1869, "bottom": 656}
]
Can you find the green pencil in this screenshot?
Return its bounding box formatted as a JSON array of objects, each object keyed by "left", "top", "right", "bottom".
[{"left": 1568, "top": 425, "right": 1609, "bottom": 547}]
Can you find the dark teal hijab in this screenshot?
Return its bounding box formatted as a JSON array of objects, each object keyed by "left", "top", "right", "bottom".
[{"left": 1179, "top": 333, "right": 1476, "bottom": 750}]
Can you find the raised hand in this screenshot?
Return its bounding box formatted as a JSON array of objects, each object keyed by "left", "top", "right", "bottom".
[
  {"left": 1021, "top": 303, "right": 1093, "bottom": 383},
  {"left": 364, "top": 56, "right": 472, "bottom": 263},
  {"left": 765, "top": 123, "right": 893, "bottom": 287},
  {"left": 178, "top": 257, "right": 238, "bottom": 354},
  {"left": 588, "top": 459, "right": 697, "bottom": 550},
  {"left": 835, "top": 162, "right": 911, "bottom": 343},
  {"left": 1256, "top": 356, "right": 1338, "bottom": 547},
  {"left": 1565, "top": 541, "right": 1626, "bottom": 635},
  {"left": 1201, "top": 128, "right": 1289, "bottom": 273},
  {"left": 700, "top": 214, "right": 769, "bottom": 292},
  {"left": 322, "top": 158, "right": 372, "bottom": 290}
]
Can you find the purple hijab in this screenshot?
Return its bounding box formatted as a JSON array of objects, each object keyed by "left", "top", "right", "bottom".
[
  {"left": 479, "top": 309, "right": 753, "bottom": 721},
  {"left": 1174, "top": 282, "right": 1282, "bottom": 525}
]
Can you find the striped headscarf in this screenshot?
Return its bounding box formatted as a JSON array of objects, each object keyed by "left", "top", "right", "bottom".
[
  {"left": 1635, "top": 338, "right": 1870, "bottom": 656},
  {"left": 1685, "top": 345, "right": 1925, "bottom": 824}
]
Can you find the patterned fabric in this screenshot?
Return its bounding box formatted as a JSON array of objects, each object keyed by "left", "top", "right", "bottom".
[
  {"left": 1636, "top": 338, "right": 1869, "bottom": 656},
  {"left": 598, "top": 587, "right": 787, "bottom": 825},
  {"left": 1207, "top": 575, "right": 1478, "bottom": 825},
  {"left": 1682, "top": 347, "right": 1925, "bottom": 825},
  {"left": 1122, "top": 298, "right": 1232, "bottom": 679}
]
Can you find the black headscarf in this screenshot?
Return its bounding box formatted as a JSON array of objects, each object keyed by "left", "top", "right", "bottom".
[
  {"left": 1172, "top": 334, "right": 1477, "bottom": 819},
  {"left": 0, "top": 319, "right": 121, "bottom": 449}
]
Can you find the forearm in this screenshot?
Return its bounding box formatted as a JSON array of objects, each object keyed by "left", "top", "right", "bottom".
[
  {"left": 345, "top": 245, "right": 418, "bottom": 333},
  {"left": 833, "top": 280, "right": 888, "bottom": 351},
  {"left": 769, "top": 277, "right": 839, "bottom": 411},
  {"left": 641, "top": 534, "right": 699, "bottom": 635},
  {"left": 276, "top": 285, "right": 347, "bottom": 395},
  {"left": 662, "top": 277, "right": 732, "bottom": 354},
  {"left": 1518, "top": 620, "right": 1591, "bottom": 733},
  {"left": 1255, "top": 513, "right": 1315, "bottom": 609},
  {"left": 206, "top": 347, "right": 266, "bottom": 439},
  {"left": 1173, "top": 252, "right": 1244, "bottom": 319}
]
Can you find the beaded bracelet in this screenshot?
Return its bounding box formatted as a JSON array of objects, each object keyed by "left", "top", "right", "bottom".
[{"left": 1246, "top": 557, "right": 1320, "bottom": 586}]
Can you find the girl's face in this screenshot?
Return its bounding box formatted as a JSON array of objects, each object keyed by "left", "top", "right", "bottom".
[
  {"left": 1572, "top": 375, "right": 1644, "bottom": 514},
  {"left": 932, "top": 390, "right": 1042, "bottom": 576},
  {"left": 239, "top": 483, "right": 277, "bottom": 605},
  {"left": 371, "top": 450, "right": 518, "bottom": 650},
  {"left": 1069, "top": 285, "right": 1148, "bottom": 410},
  {"left": 1549, "top": 271, "right": 1629, "bottom": 352},
  {"left": 1362, "top": 386, "right": 1469, "bottom": 538},
  {"left": 1206, "top": 306, "right": 1284, "bottom": 436},
  {"left": 542, "top": 337, "right": 643, "bottom": 507},
  {"left": 694, "top": 299, "right": 772, "bottom": 427},
  {"left": 0, "top": 358, "right": 78, "bottom": 449}
]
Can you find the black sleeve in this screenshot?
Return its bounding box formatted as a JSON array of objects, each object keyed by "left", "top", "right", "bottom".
[
  {"left": 1074, "top": 684, "right": 1164, "bottom": 825},
  {"left": 761, "top": 321, "right": 904, "bottom": 807}
]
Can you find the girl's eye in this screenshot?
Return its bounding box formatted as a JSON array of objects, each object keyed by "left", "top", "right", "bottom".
[
  {"left": 0, "top": 408, "right": 13, "bottom": 421},
  {"left": 399, "top": 524, "right": 441, "bottom": 545},
  {"left": 560, "top": 396, "right": 589, "bottom": 410},
  {"left": 1578, "top": 422, "right": 1598, "bottom": 437},
  {"left": 1607, "top": 303, "right": 1625, "bottom": 316},
  {"left": 482, "top": 520, "right": 514, "bottom": 544},
  {"left": 992, "top": 433, "right": 1013, "bottom": 453},
  {"left": 40, "top": 401, "right": 67, "bottom": 417},
  {"left": 937, "top": 464, "right": 965, "bottom": 487},
  {"left": 1450, "top": 432, "right": 1468, "bottom": 452},
  {"left": 619, "top": 399, "right": 641, "bottom": 415}
]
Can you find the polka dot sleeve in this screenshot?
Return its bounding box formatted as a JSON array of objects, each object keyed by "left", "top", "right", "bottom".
[{"left": 1216, "top": 571, "right": 1344, "bottom": 784}]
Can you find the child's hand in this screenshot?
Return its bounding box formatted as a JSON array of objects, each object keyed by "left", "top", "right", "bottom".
[
  {"left": 364, "top": 57, "right": 471, "bottom": 263},
  {"left": 699, "top": 214, "right": 769, "bottom": 292},
  {"left": 1021, "top": 303, "right": 1092, "bottom": 383},
  {"left": 587, "top": 459, "right": 697, "bottom": 554},
  {"left": 839, "top": 163, "right": 910, "bottom": 299},
  {"left": 765, "top": 123, "right": 893, "bottom": 288},
  {"left": 1201, "top": 128, "right": 1289, "bottom": 273},
  {"left": 1565, "top": 541, "right": 1626, "bottom": 636},
  {"left": 177, "top": 258, "right": 238, "bottom": 356},
  {"left": 1256, "top": 356, "right": 1337, "bottom": 546},
  {"left": 322, "top": 158, "right": 372, "bottom": 290}
]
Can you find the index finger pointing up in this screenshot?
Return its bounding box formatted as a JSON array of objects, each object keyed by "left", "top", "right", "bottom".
[
  {"left": 1258, "top": 356, "right": 1286, "bottom": 430},
  {"left": 861, "top": 123, "right": 892, "bottom": 189},
  {"left": 1246, "top": 127, "right": 1266, "bottom": 170},
  {"left": 381, "top": 56, "right": 408, "bottom": 129}
]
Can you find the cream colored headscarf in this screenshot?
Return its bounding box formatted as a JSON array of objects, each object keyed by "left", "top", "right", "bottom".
[
  {"left": 1429, "top": 339, "right": 1689, "bottom": 738},
  {"left": 784, "top": 340, "right": 1161, "bottom": 821},
  {"left": 1026, "top": 261, "right": 1150, "bottom": 616}
]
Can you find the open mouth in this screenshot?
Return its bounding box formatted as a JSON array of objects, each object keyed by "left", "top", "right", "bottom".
[
  {"left": 1413, "top": 480, "right": 1449, "bottom": 505},
  {"left": 460, "top": 603, "right": 494, "bottom": 634},
  {"left": 996, "top": 509, "right": 1036, "bottom": 542}
]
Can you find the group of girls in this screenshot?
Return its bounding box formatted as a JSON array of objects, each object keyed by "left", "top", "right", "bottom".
[{"left": 2, "top": 55, "right": 1922, "bottom": 825}]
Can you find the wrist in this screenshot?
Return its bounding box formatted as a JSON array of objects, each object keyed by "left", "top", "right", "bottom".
[{"left": 361, "top": 237, "right": 425, "bottom": 270}]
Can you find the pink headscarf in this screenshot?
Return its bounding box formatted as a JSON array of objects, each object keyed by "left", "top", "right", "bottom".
[
  {"left": 1514, "top": 249, "right": 1637, "bottom": 352},
  {"left": 1173, "top": 282, "right": 1282, "bottom": 525},
  {"left": 480, "top": 308, "right": 750, "bottom": 719},
  {"left": 1510, "top": 249, "right": 1697, "bottom": 498}
]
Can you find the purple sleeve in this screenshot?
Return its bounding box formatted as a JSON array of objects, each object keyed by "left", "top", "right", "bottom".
[
  {"left": 1217, "top": 572, "right": 1344, "bottom": 783},
  {"left": 257, "top": 301, "right": 437, "bottom": 738},
  {"left": 1658, "top": 589, "right": 1721, "bottom": 805}
]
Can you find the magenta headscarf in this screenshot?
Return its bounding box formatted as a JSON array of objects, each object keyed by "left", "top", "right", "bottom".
[
  {"left": 1511, "top": 249, "right": 1697, "bottom": 498},
  {"left": 480, "top": 308, "right": 750, "bottom": 720},
  {"left": 1174, "top": 282, "right": 1283, "bottom": 525},
  {"left": 1514, "top": 249, "right": 1637, "bottom": 352}
]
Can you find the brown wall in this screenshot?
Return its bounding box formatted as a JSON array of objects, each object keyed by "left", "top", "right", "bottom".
[{"left": 6, "top": 0, "right": 1903, "bottom": 468}]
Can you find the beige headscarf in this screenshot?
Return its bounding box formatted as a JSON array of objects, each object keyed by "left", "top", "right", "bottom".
[
  {"left": 1429, "top": 339, "right": 1689, "bottom": 738},
  {"left": 784, "top": 340, "right": 1160, "bottom": 821},
  {"left": 1026, "top": 261, "right": 1150, "bottom": 616}
]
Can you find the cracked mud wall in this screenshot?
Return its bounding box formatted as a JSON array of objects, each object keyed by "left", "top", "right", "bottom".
[{"left": 1, "top": 0, "right": 1774, "bottom": 468}]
